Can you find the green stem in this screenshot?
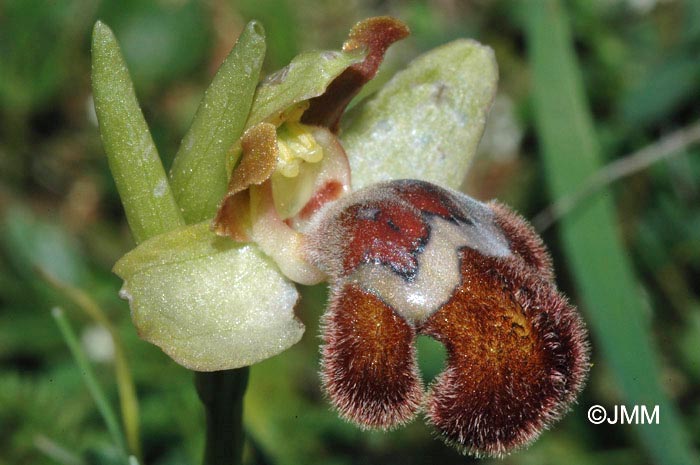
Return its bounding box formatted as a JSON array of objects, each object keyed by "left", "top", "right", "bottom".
[{"left": 195, "top": 369, "right": 250, "bottom": 465}]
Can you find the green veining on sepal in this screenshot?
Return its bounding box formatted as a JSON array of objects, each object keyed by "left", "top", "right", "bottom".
[
  {"left": 169, "top": 21, "right": 267, "bottom": 223},
  {"left": 340, "top": 39, "right": 498, "bottom": 190},
  {"left": 113, "top": 222, "right": 302, "bottom": 372},
  {"left": 91, "top": 21, "right": 184, "bottom": 244}
]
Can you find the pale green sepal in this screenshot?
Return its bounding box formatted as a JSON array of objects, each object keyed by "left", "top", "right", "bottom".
[
  {"left": 169, "top": 21, "right": 267, "bottom": 224},
  {"left": 113, "top": 223, "right": 302, "bottom": 371},
  {"left": 245, "top": 48, "right": 366, "bottom": 129},
  {"left": 91, "top": 21, "right": 184, "bottom": 244},
  {"left": 340, "top": 39, "right": 498, "bottom": 190}
]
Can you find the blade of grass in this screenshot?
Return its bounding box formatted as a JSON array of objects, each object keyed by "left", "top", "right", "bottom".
[
  {"left": 169, "top": 21, "right": 266, "bottom": 223},
  {"left": 527, "top": 2, "right": 699, "bottom": 465},
  {"left": 34, "top": 434, "right": 86, "bottom": 465},
  {"left": 42, "top": 270, "right": 141, "bottom": 460},
  {"left": 92, "top": 21, "right": 185, "bottom": 244},
  {"left": 51, "top": 307, "right": 127, "bottom": 458}
]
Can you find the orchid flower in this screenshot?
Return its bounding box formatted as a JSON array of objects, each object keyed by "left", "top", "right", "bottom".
[{"left": 93, "top": 16, "right": 589, "bottom": 457}]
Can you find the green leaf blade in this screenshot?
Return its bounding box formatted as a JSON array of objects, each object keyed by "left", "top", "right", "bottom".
[
  {"left": 91, "top": 21, "right": 184, "bottom": 244},
  {"left": 52, "top": 307, "right": 127, "bottom": 457},
  {"left": 527, "top": 3, "right": 699, "bottom": 465},
  {"left": 169, "top": 21, "right": 267, "bottom": 223}
]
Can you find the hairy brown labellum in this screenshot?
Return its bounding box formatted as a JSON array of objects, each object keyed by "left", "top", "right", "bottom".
[
  {"left": 305, "top": 179, "right": 589, "bottom": 457},
  {"left": 322, "top": 283, "right": 423, "bottom": 428},
  {"left": 420, "top": 248, "right": 588, "bottom": 456}
]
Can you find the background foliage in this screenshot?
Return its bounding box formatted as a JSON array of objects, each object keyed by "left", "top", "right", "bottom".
[{"left": 1, "top": 1, "right": 699, "bottom": 464}]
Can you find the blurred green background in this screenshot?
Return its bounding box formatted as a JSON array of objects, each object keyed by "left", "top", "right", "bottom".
[{"left": 1, "top": 0, "right": 699, "bottom": 464}]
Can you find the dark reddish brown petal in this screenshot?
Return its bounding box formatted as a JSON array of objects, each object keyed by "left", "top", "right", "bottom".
[
  {"left": 489, "top": 200, "right": 554, "bottom": 280},
  {"left": 301, "top": 17, "right": 410, "bottom": 132},
  {"left": 322, "top": 283, "right": 423, "bottom": 429},
  {"left": 213, "top": 122, "right": 278, "bottom": 240},
  {"left": 419, "top": 248, "right": 589, "bottom": 457}
]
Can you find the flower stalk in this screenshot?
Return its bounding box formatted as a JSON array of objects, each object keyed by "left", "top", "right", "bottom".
[{"left": 195, "top": 369, "right": 250, "bottom": 465}]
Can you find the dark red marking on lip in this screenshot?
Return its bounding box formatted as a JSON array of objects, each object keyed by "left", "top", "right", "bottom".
[
  {"left": 322, "top": 283, "right": 423, "bottom": 429},
  {"left": 340, "top": 200, "right": 427, "bottom": 277},
  {"left": 419, "top": 248, "right": 589, "bottom": 457},
  {"left": 298, "top": 180, "right": 344, "bottom": 221},
  {"left": 392, "top": 179, "right": 472, "bottom": 225},
  {"left": 313, "top": 180, "right": 482, "bottom": 279}
]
